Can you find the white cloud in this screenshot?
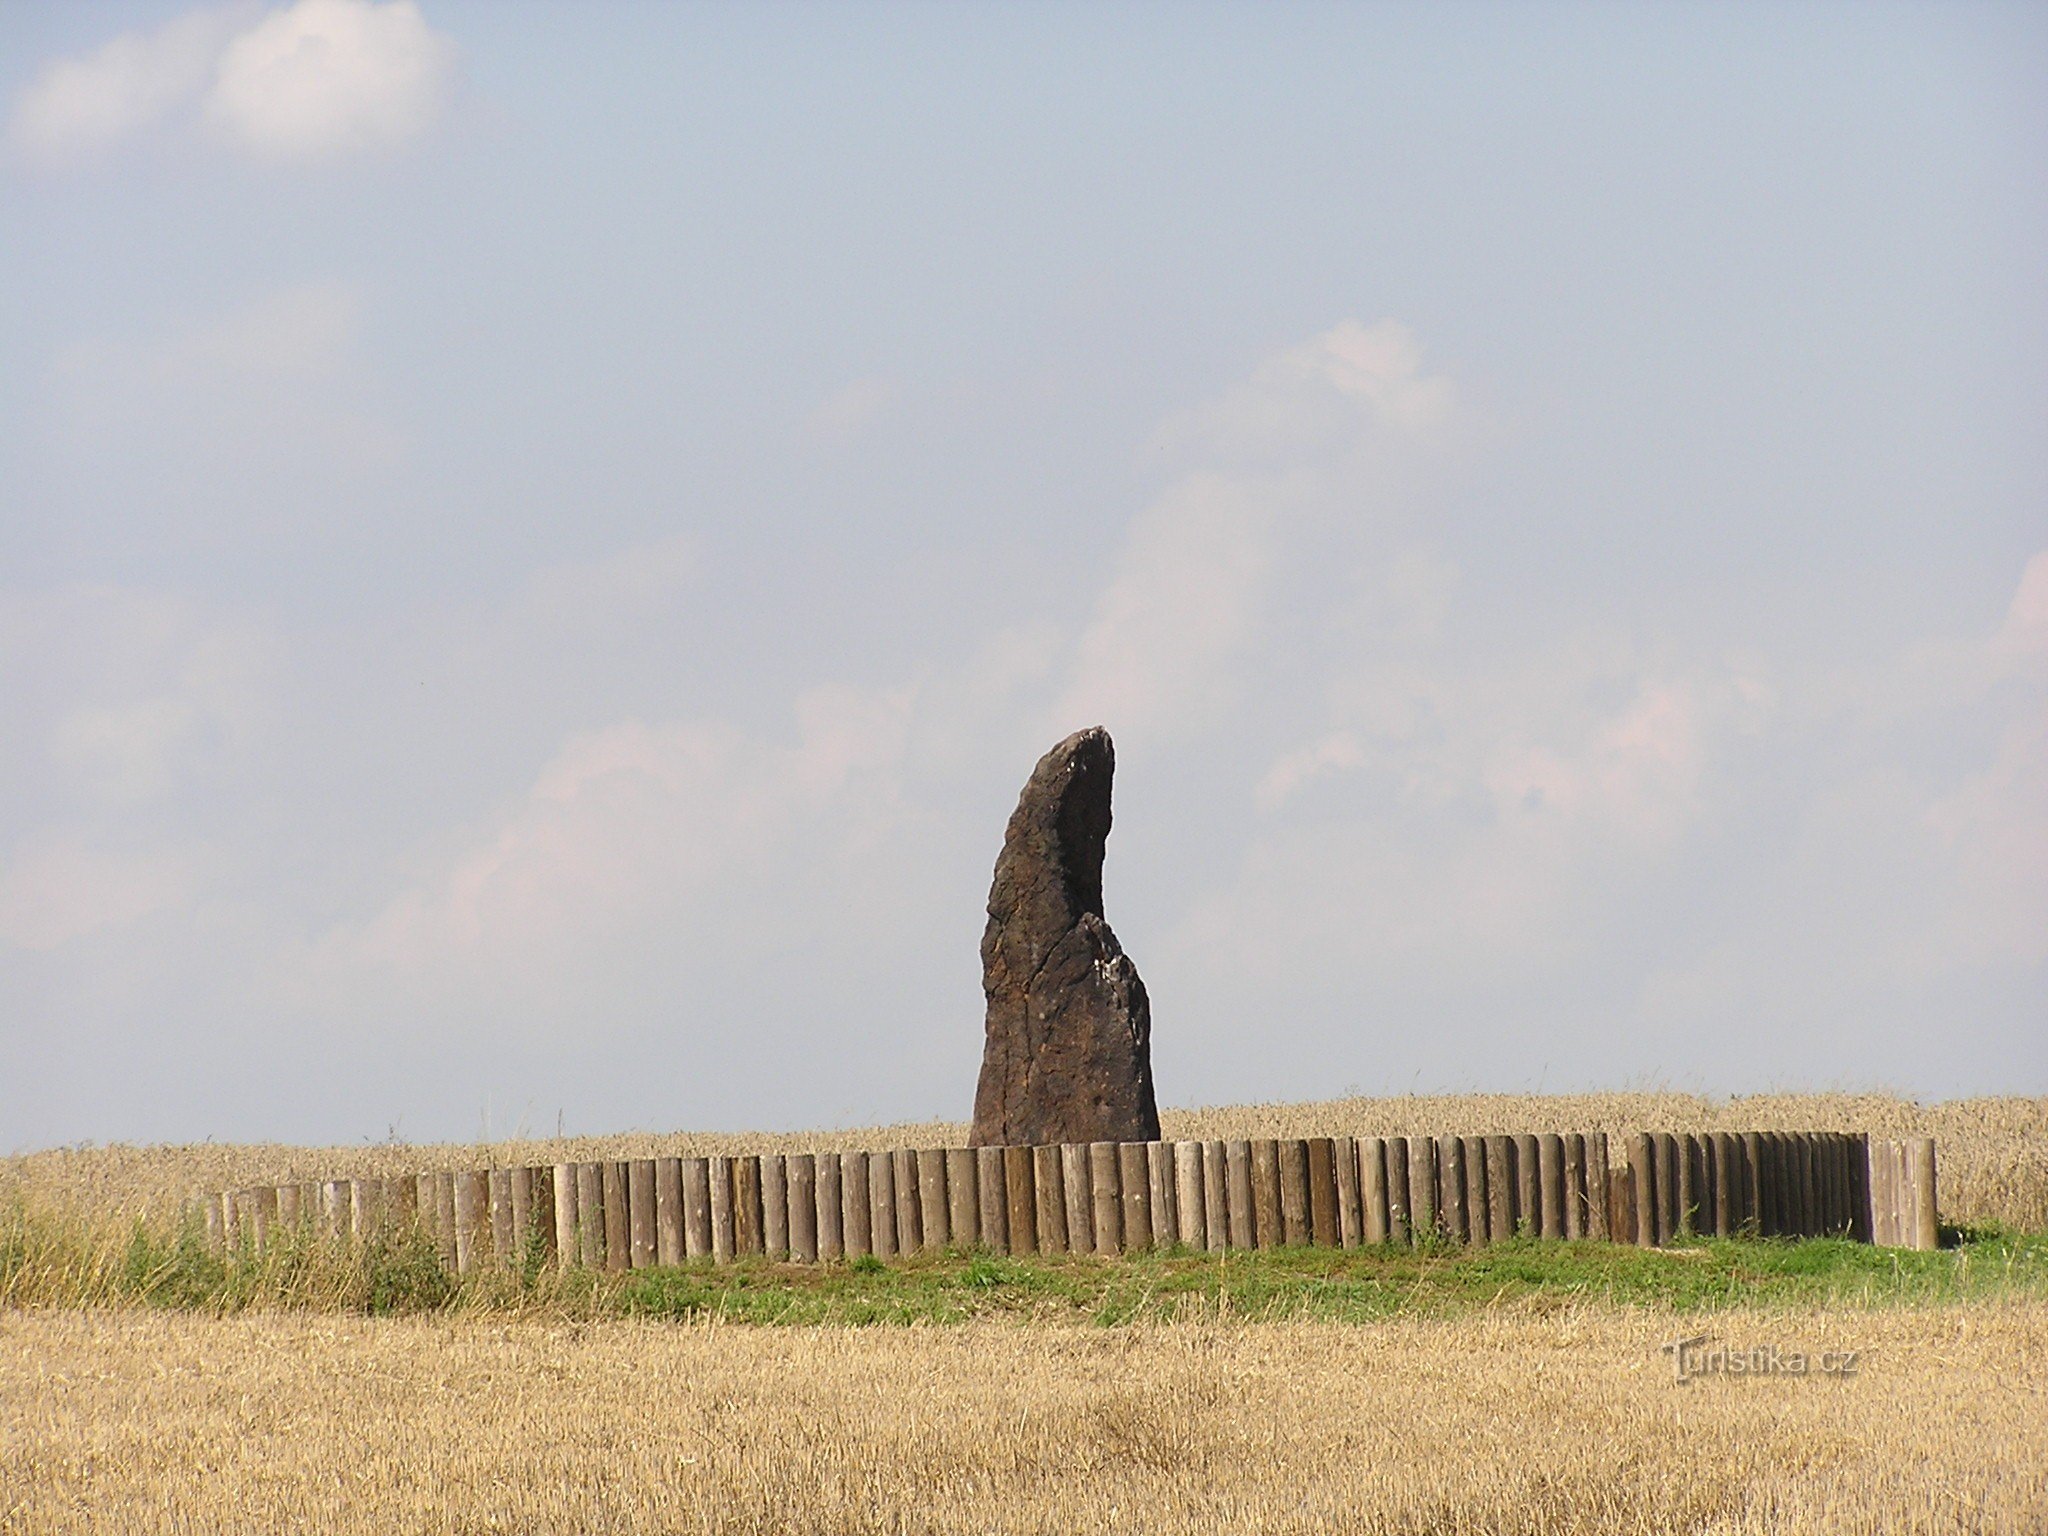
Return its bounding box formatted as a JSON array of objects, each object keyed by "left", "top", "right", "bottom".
[
  {"left": 3, "top": 5, "right": 249, "bottom": 166},
  {"left": 205, "top": 0, "right": 455, "bottom": 161},
  {"left": 0, "top": 837, "right": 192, "bottom": 951},
  {"left": 4, "top": 0, "right": 453, "bottom": 168}
]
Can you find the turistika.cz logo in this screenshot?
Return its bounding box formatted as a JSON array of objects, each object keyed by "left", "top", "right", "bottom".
[{"left": 1659, "top": 1334, "right": 1862, "bottom": 1386}]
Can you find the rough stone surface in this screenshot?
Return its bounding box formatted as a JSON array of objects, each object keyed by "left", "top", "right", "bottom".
[{"left": 971, "top": 727, "right": 1159, "bottom": 1146}]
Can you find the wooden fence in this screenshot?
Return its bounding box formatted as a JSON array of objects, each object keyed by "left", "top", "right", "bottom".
[{"left": 197, "top": 1130, "right": 1941, "bottom": 1272}]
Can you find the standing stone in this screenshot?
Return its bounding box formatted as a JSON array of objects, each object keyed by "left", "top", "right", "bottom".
[{"left": 971, "top": 727, "right": 1159, "bottom": 1145}]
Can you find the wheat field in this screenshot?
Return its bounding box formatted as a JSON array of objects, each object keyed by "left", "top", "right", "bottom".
[
  {"left": 6, "top": 1091, "right": 2044, "bottom": 1232},
  {"left": 4, "top": 1302, "right": 2043, "bottom": 1535}
]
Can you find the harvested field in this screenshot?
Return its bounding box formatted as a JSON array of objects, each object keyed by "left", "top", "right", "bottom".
[
  {"left": 4, "top": 1302, "right": 2043, "bottom": 1535},
  {"left": 7, "top": 1091, "right": 2045, "bottom": 1233}
]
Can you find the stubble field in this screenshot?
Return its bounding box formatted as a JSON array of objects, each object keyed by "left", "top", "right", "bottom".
[{"left": 4, "top": 1091, "right": 2046, "bottom": 1534}]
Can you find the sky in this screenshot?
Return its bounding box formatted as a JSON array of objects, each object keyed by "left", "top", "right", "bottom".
[{"left": 2, "top": 1, "right": 2043, "bottom": 1151}]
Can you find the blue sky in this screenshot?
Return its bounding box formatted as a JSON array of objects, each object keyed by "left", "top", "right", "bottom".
[{"left": 2, "top": 1, "right": 2043, "bottom": 1149}]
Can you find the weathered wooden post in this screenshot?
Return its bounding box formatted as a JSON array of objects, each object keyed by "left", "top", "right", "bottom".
[
  {"left": 761, "top": 1154, "right": 789, "bottom": 1259},
  {"left": 1360, "top": 1136, "right": 1390, "bottom": 1245},
  {"left": 1406, "top": 1136, "right": 1438, "bottom": 1246},
  {"left": 1627, "top": 1135, "right": 1655, "bottom": 1247},
  {"left": 1202, "top": 1141, "right": 1229, "bottom": 1251},
  {"left": 1847, "top": 1133, "right": 1872, "bottom": 1245},
  {"left": 1585, "top": 1133, "right": 1610, "bottom": 1242},
  {"left": 1061, "top": 1143, "right": 1093, "bottom": 1253},
  {"left": 918, "top": 1148, "right": 951, "bottom": 1251},
  {"left": 1249, "top": 1140, "right": 1281, "bottom": 1250},
  {"left": 1384, "top": 1137, "right": 1411, "bottom": 1247},
  {"left": 975, "top": 1147, "right": 1007, "bottom": 1252},
  {"left": 1513, "top": 1134, "right": 1539, "bottom": 1238},
  {"left": 627, "top": 1160, "right": 657, "bottom": 1268},
  {"left": 1435, "top": 1134, "right": 1465, "bottom": 1243},
  {"left": 733, "top": 1157, "right": 764, "bottom": 1258},
  {"left": 1485, "top": 1136, "right": 1516, "bottom": 1244},
  {"left": 1091, "top": 1141, "right": 1123, "bottom": 1255},
  {"left": 655, "top": 1157, "right": 684, "bottom": 1265},
  {"left": 1033, "top": 1144, "right": 1067, "bottom": 1254},
  {"left": 603, "top": 1162, "right": 631, "bottom": 1271},
  {"left": 840, "top": 1151, "right": 871, "bottom": 1261},
  {"left": 1174, "top": 1142, "right": 1206, "bottom": 1249},
  {"left": 485, "top": 1170, "right": 513, "bottom": 1260},
  {"left": 1909, "top": 1137, "right": 1938, "bottom": 1251},
  {"left": 1651, "top": 1134, "right": 1678, "bottom": 1245},
  {"left": 1537, "top": 1135, "right": 1564, "bottom": 1239},
  {"left": 276, "top": 1182, "right": 302, "bottom": 1233},
  {"left": 892, "top": 1149, "right": 920, "bottom": 1254},
  {"left": 787, "top": 1154, "right": 819, "bottom": 1263},
  {"left": 1278, "top": 1140, "right": 1311, "bottom": 1247},
  {"left": 506, "top": 1167, "right": 534, "bottom": 1260},
  {"left": 682, "top": 1156, "right": 714, "bottom": 1260},
  {"left": 1461, "top": 1136, "right": 1489, "bottom": 1246},
  {"left": 1333, "top": 1136, "right": 1363, "bottom": 1248},
  {"left": 813, "top": 1152, "right": 842, "bottom": 1262},
  {"left": 1120, "top": 1142, "right": 1153, "bottom": 1251},
  {"left": 868, "top": 1149, "right": 898, "bottom": 1260},
  {"left": 453, "top": 1170, "right": 489, "bottom": 1274},
  {"left": 946, "top": 1147, "right": 979, "bottom": 1248},
  {"left": 1147, "top": 1142, "right": 1177, "bottom": 1249},
  {"left": 1223, "top": 1139, "right": 1255, "bottom": 1249},
  {"left": 1305, "top": 1138, "right": 1339, "bottom": 1249},
  {"left": 1562, "top": 1134, "right": 1586, "bottom": 1240},
  {"left": 552, "top": 1165, "right": 578, "bottom": 1270}
]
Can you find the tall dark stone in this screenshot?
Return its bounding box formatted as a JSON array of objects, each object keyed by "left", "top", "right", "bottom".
[{"left": 971, "top": 727, "right": 1159, "bottom": 1146}]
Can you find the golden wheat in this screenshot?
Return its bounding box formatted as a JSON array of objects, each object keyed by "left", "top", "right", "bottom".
[
  {"left": 2, "top": 1302, "right": 2042, "bottom": 1534},
  {"left": 6, "top": 1092, "right": 2042, "bottom": 1231}
]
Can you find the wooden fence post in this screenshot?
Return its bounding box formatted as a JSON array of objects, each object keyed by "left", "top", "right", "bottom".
[
  {"left": 1034, "top": 1144, "right": 1067, "bottom": 1254},
  {"left": 787, "top": 1154, "right": 818, "bottom": 1263},
  {"left": 1005, "top": 1144, "right": 1039, "bottom": 1257},
  {"left": 1514, "top": 1134, "right": 1540, "bottom": 1238},
  {"left": 1407, "top": 1136, "right": 1438, "bottom": 1245},
  {"left": 892, "top": 1149, "right": 920, "bottom": 1255},
  {"left": 1435, "top": 1134, "right": 1465, "bottom": 1243},
  {"left": 918, "top": 1148, "right": 951, "bottom": 1251},
  {"left": 1120, "top": 1142, "right": 1153, "bottom": 1252},
  {"left": 1202, "top": 1141, "right": 1229, "bottom": 1252},
  {"left": 1060, "top": 1143, "right": 1093, "bottom": 1254},
  {"left": 1091, "top": 1141, "right": 1123, "bottom": 1255},
  {"left": 1277, "top": 1140, "right": 1311, "bottom": 1247},
  {"left": 761, "top": 1155, "right": 789, "bottom": 1259},
  {"left": 947, "top": 1148, "right": 979, "bottom": 1248},
  {"left": 1334, "top": 1136, "right": 1362, "bottom": 1248},
  {"left": 453, "top": 1171, "right": 488, "bottom": 1274},
  {"left": 1562, "top": 1134, "right": 1585, "bottom": 1240},
  {"left": 1847, "top": 1134, "right": 1872, "bottom": 1245},
  {"left": 1486, "top": 1136, "right": 1516, "bottom": 1244},
  {"left": 1147, "top": 1142, "right": 1177, "bottom": 1250},
  {"left": 1585, "top": 1133, "right": 1610, "bottom": 1242},
  {"left": 1384, "top": 1137, "right": 1411, "bottom": 1247},
  {"left": 975, "top": 1147, "right": 1007, "bottom": 1253},
  {"left": 868, "top": 1150, "right": 897, "bottom": 1260},
  {"left": 682, "top": 1157, "right": 713, "bottom": 1260},
  {"left": 552, "top": 1165, "right": 579, "bottom": 1270},
  {"left": 1461, "top": 1136, "right": 1488, "bottom": 1247},
  {"left": 487, "top": 1170, "right": 514, "bottom": 1260},
  {"left": 814, "top": 1152, "right": 843, "bottom": 1262},
  {"left": 1306, "top": 1137, "right": 1338, "bottom": 1249},
  {"left": 708, "top": 1155, "right": 737, "bottom": 1264},
  {"left": 1537, "top": 1135, "right": 1564, "bottom": 1239},
  {"left": 1627, "top": 1135, "right": 1655, "bottom": 1247},
  {"left": 1652, "top": 1134, "right": 1678, "bottom": 1245},
  {"left": 1360, "top": 1136, "right": 1389, "bottom": 1245},
  {"left": 275, "top": 1182, "right": 301, "bottom": 1233},
  {"left": 1909, "top": 1137, "right": 1938, "bottom": 1251},
  {"left": 840, "top": 1151, "right": 871, "bottom": 1261},
  {"left": 1223, "top": 1139, "right": 1254, "bottom": 1250},
  {"left": 602, "top": 1162, "right": 630, "bottom": 1271},
  {"left": 628, "top": 1159, "right": 657, "bottom": 1268},
  {"left": 656, "top": 1157, "right": 684, "bottom": 1265},
  {"left": 735, "top": 1157, "right": 765, "bottom": 1258},
  {"left": 1607, "top": 1163, "right": 1633, "bottom": 1246},
  {"left": 507, "top": 1167, "right": 533, "bottom": 1260},
  {"left": 1249, "top": 1140, "right": 1281, "bottom": 1250},
  {"left": 1174, "top": 1141, "right": 1206, "bottom": 1249}
]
